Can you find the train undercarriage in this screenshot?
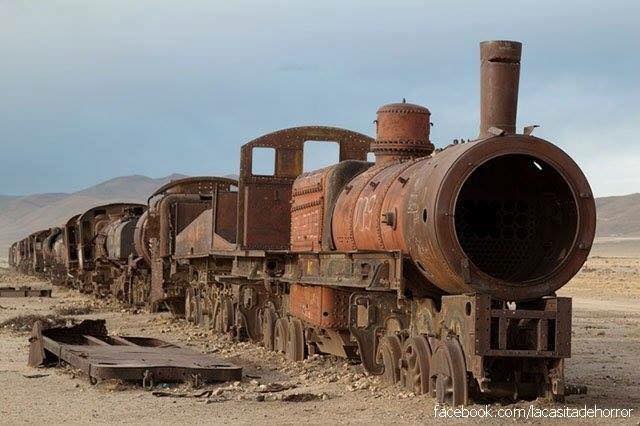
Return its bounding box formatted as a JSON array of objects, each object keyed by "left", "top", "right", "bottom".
[{"left": 171, "top": 250, "right": 570, "bottom": 406}]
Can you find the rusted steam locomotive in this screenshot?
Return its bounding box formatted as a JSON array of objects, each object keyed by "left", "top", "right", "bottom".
[{"left": 8, "top": 41, "right": 596, "bottom": 405}]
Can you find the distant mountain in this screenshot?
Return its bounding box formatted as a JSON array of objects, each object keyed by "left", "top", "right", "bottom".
[
  {"left": 595, "top": 193, "right": 640, "bottom": 238},
  {"left": 0, "top": 195, "right": 19, "bottom": 213},
  {"left": 0, "top": 193, "right": 69, "bottom": 221},
  {"left": 75, "top": 174, "right": 187, "bottom": 199},
  {"left": 0, "top": 174, "right": 187, "bottom": 259}
]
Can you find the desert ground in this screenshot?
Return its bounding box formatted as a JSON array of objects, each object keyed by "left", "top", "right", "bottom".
[{"left": 1, "top": 248, "right": 639, "bottom": 425}]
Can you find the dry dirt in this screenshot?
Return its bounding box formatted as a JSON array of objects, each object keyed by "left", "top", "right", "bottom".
[{"left": 1, "top": 257, "right": 639, "bottom": 425}]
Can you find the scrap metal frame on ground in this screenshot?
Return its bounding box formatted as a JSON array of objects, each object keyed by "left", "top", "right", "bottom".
[
  {"left": 0, "top": 286, "right": 51, "bottom": 297},
  {"left": 28, "top": 319, "right": 242, "bottom": 388}
]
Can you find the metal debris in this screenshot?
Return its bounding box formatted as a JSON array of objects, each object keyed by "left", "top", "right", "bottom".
[
  {"left": 28, "top": 319, "right": 242, "bottom": 387},
  {"left": 0, "top": 286, "right": 51, "bottom": 298}
]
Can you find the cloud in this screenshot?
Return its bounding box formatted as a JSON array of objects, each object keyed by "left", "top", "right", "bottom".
[{"left": 0, "top": 0, "right": 638, "bottom": 196}]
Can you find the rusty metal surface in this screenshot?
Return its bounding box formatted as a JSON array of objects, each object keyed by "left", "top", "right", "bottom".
[
  {"left": 332, "top": 140, "right": 596, "bottom": 299},
  {"left": 372, "top": 102, "right": 434, "bottom": 165},
  {"left": 158, "top": 194, "right": 209, "bottom": 257},
  {"left": 104, "top": 218, "right": 138, "bottom": 260},
  {"left": 18, "top": 238, "right": 29, "bottom": 272},
  {"left": 13, "top": 229, "right": 52, "bottom": 275},
  {"left": 332, "top": 159, "right": 417, "bottom": 252},
  {"left": 63, "top": 214, "right": 81, "bottom": 272},
  {"left": 405, "top": 137, "right": 595, "bottom": 300},
  {"left": 62, "top": 203, "right": 147, "bottom": 296},
  {"left": 237, "top": 126, "right": 373, "bottom": 250},
  {"left": 29, "top": 229, "right": 51, "bottom": 274},
  {"left": 213, "top": 190, "right": 238, "bottom": 243},
  {"left": 42, "top": 227, "right": 63, "bottom": 268},
  {"left": 174, "top": 209, "right": 235, "bottom": 257},
  {"left": 480, "top": 40, "right": 521, "bottom": 137},
  {"left": 0, "top": 286, "right": 52, "bottom": 297},
  {"left": 283, "top": 250, "right": 403, "bottom": 291},
  {"left": 474, "top": 296, "right": 572, "bottom": 358},
  {"left": 142, "top": 177, "right": 238, "bottom": 263},
  {"left": 330, "top": 102, "right": 432, "bottom": 251},
  {"left": 290, "top": 161, "right": 371, "bottom": 252},
  {"left": 289, "top": 284, "right": 349, "bottom": 329},
  {"left": 76, "top": 203, "right": 146, "bottom": 270},
  {"left": 290, "top": 170, "right": 326, "bottom": 252},
  {"left": 399, "top": 335, "right": 431, "bottom": 395},
  {"left": 434, "top": 294, "right": 570, "bottom": 401},
  {"left": 155, "top": 178, "right": 237, "bottom": 258},
  {"left": 28, "top": 319, "right": 242, "bottom": 386},
  {"left": 430, "top": 336, "right": 468, "bottom": 406},
  {"left": 148, "top": 176, "right": 237, "bottom": 203},
  {"left": 330, "top": 41, "right": 595, "bottom": 301},
  {"left": 147, "top": 177, "right": 238, "bottom": 310},
  {"left": 133, "top": 210, "right": 151, "bottom": 264}
]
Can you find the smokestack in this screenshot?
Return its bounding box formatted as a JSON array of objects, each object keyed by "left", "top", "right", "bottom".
[{"left": 479, "top": 40, "right": 522, "bottom": 137}]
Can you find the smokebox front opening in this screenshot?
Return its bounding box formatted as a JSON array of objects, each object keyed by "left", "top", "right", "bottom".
[{"left": 454, "top": 154, "right": 578, "bottom": 283}]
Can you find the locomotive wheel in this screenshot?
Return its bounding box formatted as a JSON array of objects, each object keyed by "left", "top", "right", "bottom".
[
  {"left": 376, "top": 334, "right": 403, "bottom": 384},
  {"left": 429, "top": 336, "right": 468, "bottom": 406},
  {"left": 211, "top": 299, "right": 220, "bottom": 330},
  {"left": 235, "top": 309, "right": 249, "bottom": 341},
  {"left": 273, "top": 318, "right": 289, "bottom": 353},
  {"left": 185, "top": 288, "right": 197, "bottom": 322},
  {"left": 399, "top": 336, "right": 432, "bottom": 394},
  {"left": 261, "top": 308, "right": 277, "bottom": 350},
  {"left": 214, "top": 298, "right": 234, "bottom": 333},
  {"left": 203, "top": 291, "right": 215, "bottom": 329},
  {"left": 194, "top": 292, "right": 204, "bottom": 326},
  {"left": 132, "top": 277, "right": 149, "bottom": 307},
  {"left": 286, "top": 318, "right": 305, "bottom": 362}
]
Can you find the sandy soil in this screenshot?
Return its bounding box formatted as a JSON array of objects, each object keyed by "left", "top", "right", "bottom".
[{"left": 1, "top": 258, "right": 639, "bottom": 425}]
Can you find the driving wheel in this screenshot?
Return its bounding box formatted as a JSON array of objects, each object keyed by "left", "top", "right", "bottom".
[
  {"left": 214, "top": 298, "right": 234, "bottom": 333},
  {"left": 399, "top": 335, "right": 432, "bottom": 394},
  {"left": 274, "top": 318, "right": 289, "bottom": 353},
  {"left": 185, "top": 287, "right": 197, "bottom": 322},
  {"left": 429, "top": 336, "right": 468, "bottom": 406},
  {"left": 286, "top": 318, "right": 305, "bottom": 361},
  {"left": 261, "top": 308, "right": 277, "bottom": 350},
  {"left": 376, "top": 334, "right": 403, "bottom": 384}
]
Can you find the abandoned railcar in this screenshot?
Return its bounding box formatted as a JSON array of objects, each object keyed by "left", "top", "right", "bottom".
[
  {"left": 62, "top": 203, "right": 147, "bottom": 296},
  {"left": 171, "top": 40, "right": 595, "bottom": 405}
]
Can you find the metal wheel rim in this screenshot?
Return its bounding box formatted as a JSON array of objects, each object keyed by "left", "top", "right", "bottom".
[
  {"left": 376, "top": 335, "right": 402, "bottom": 384},
  {"left": 429, "top": 337, "right": 468, "bottom": 406},
  {"left": 286, "top": 319, "right": 305, "bottom": 362},
  {"left": 261, "top": 309, "right": 276, "bottom": 351},
  {"left": 400, "top": 336, "right": 431, "bottom": 394},
  {"left": 274, "top": 318, "right": 289, "bottom": 353}
]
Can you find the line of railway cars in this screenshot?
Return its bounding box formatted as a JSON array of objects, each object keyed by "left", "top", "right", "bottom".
[{"left": 8, "top": 41, "right": 596, "bottom": 405}]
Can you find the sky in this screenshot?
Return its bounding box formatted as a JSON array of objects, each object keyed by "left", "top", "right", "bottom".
[{"left": 1, "top": 0, "right": 638, "bottom": 197}]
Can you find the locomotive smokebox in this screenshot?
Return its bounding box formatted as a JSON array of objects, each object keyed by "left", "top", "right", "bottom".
[
  {"left": 401, "top": 135, "right": 596, "bottom": 301},
  {"left": 372, "top": 102, "right": 434, "bottom": 165},
  {"left": 480, "top": 40, "right": 521, "bottom": 137},
  {"left": 332, "top": 41, "right": 596, "bottom": 301}
]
